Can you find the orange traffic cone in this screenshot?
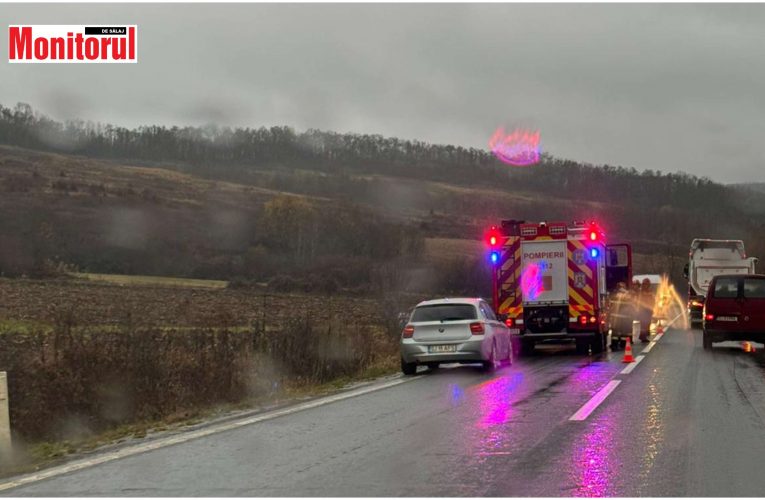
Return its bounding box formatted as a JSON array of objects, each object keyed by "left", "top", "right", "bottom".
[{"left": 622, "top": 337, "right": 635, "bottom": 363}]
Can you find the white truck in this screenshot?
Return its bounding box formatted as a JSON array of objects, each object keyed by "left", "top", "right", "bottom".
[{"left": 684, "top": 239, "right": 758, "bottom": 326}]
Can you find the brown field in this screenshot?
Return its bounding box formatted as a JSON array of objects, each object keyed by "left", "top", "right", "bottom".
[
  {"left": 0, "top": 277, "right": 391, "bottom": 329},
  {"left": 424, "top": 237, "right": 483, "bottom": 262},
  {"left": 0, "top": 277, "right": 417, "bottom": 455}
]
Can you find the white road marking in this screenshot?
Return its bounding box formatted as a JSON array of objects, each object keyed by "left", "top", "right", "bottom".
[
  {"left": 654, "top": 333, "right": 663, "bottom": 342},
  {"left": 0, "top": 376, "right": 418, "bottom": 492},
  {"left": 569, "top": 380, "right": 621, "bottom": 421},
  {"left": 620, "top": 355, "right": 646, "bottom": 375},
  {"left": 642, "top": 341, "right": 657, "bottom": 354}
]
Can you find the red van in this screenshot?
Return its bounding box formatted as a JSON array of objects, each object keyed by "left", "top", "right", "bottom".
[{"left": 703, "top": 274, "right": 765, "bottom": 349}]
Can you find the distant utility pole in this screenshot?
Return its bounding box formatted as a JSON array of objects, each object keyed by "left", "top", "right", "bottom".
[{"left": 0, "top": 372, "right": 11, "bottom": 463}]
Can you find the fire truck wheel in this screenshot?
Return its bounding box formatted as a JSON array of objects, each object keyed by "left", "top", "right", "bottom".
[
  {"left": 590, "top": 333, "right": 605, "bottom": 354},
  {"left": 575, "top": 338, "right": 589, "bottom": 354},
  {"left": 520, "top": 338, "right": 535, "bottom": 356}
]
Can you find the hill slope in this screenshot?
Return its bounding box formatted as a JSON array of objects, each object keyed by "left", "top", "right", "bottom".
[{"left": 1, "top": 103, "right": 763, "bottom": 293}]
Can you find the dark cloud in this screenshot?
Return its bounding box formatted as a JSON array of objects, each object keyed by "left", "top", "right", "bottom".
[{"left": 2, "top": 3, "right": 764, "bottom": 182}]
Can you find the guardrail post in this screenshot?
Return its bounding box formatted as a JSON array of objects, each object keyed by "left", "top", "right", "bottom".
[{"left": 0, "top": 372, "right": 11, "bottom": 463}]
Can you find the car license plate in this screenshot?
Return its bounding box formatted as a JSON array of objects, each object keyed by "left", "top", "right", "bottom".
[
  {"left": 717, "top": 316, "right": 738, "bottom": 322},
  {"left": 508, "top": 328, "right": 520, "bottom": 335},
  {"left": 429, "top": 344, "right": 457, "bottom": 353}
]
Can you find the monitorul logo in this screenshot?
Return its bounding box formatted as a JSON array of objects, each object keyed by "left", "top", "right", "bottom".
[{"left": 9, "top": 25, "right": 137, "bottom": 63}]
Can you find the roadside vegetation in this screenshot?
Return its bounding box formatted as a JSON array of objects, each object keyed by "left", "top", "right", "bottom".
[{"left": 0, "top": 277, "right": 413, "bottom": 472}]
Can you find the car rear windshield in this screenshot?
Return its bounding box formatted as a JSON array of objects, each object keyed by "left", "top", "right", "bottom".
[
  {"left": 744, "top": 278, "right": 765, "bottom": 299},
  {"left": 411, "top": 304, "right": 477, "bottom": 322},
  {"left": 713, "top": 277, "right": 739, "bottom": 298}
]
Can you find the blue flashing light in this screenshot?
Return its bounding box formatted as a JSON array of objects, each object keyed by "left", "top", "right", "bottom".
[
  {"left": 490, "top": 251, "right": 499, "bottom": 264},
  {"left": 590, "top": 248, "right": 600, "bottom": 259}
]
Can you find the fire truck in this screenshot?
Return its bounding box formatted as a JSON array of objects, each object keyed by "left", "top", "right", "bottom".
[{"left": 485, "top": 220, "right": 632, "bottom": 355}]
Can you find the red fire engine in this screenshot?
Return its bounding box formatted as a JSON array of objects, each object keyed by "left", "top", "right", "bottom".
[{"left": 485, "top": 220, "right": 632, "bottom": 355}]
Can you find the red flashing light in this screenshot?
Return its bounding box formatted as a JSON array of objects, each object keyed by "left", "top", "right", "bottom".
[
  {"left": 402, "top": 325, "right": 415, "bottom": 338},
  {"left": 579, "top": 315, "right": 588, "bottom": 325},
  {"left": 705, "top": 314, "right": 714, "bottom": 321},
  {"left": 486, "top": 226, "right": 501, "bottom": 248},
  {"left": 470, "top": 322, "right": 485, "bottom": 335},
  {"left": 589, "top": 231, "right": 597, "bottom": 241},
  {"left": 505, "top": 318, "right": 514, "bottom": 327}
]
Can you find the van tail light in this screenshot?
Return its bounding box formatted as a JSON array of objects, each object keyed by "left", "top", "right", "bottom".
[
  {"left": 505, "top": 318, "right": 514, "bottom": 327},
  {"left": 470, "top": 322, "right": 485, "bottom": 335},
  {"left": 402, "top": 325, "right": 415, "bottom": 338},
  {"left": 705, "top": 314, "right": 714, "bottom": 321}
]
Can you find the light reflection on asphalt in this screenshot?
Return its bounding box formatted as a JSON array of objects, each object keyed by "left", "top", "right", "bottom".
[
  {"left": 476, "top": 372, "right": 524, "bottom": 430},
  {"left": 636, "top": 378, "right": 665, "bottom": 493},
  {"left": 570, "top": 410, "right": 618, "bottom": 497}
]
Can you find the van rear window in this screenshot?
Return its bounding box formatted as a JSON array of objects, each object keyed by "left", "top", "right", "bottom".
[
  {"left": 713, "top": 278, "right": 739, "bottom": 298},
  {"left": 744, "top": 279, "right": 765, "bottom": 299},
  {"left": 411, "top": 304, "right": 477, "bottom": 322}
]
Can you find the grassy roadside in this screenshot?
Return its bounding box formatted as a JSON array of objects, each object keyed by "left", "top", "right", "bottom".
[
  {"left": 1, "top": 355, "right": 400, "bottom": 479},
  {"left": 0, "top": 275, "right": 410, "bottom": 478}
]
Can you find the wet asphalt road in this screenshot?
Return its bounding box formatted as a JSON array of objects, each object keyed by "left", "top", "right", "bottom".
[{"left": 4, "top": 326, "right": 765, "bottom": 496}]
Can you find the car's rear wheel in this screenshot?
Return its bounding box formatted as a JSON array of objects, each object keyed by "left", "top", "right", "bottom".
[
  {"left": 702, "top": 330, "right": 712, "bottom": 350},
  {"left": 482, "top": 341, "right": 499, "bottom": 372},
  {"left": 504, "top": 339, "right": 513, "bottom": 366},
  {"left": 401, "top": 358, "right": 417, "bottom": 375}
]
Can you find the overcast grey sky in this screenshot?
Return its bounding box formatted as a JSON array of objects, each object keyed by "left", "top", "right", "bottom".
[{"left": 2, "top": 3, "right": 765, "bottom": 183}]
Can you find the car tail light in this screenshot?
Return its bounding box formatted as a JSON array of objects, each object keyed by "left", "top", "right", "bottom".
[
  {"left": 705, "top": 314, "right": 714, "bottom": 321},
  {"left": 579, "top": 315, "right": 588, "bottom": 325},
  {"left": 402, "top": 325, "right": 414, "bottom": 338},
  {"left": 470, "top": 322, "right": 485, "bottom": 335},
  {"left": 505, "top": 318, "right": 514, "bottom": 327}
]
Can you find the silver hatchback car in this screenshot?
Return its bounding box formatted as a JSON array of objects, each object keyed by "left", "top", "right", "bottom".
[{"left": 400, "top": 298, "right": 513, "bottom": 375}]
